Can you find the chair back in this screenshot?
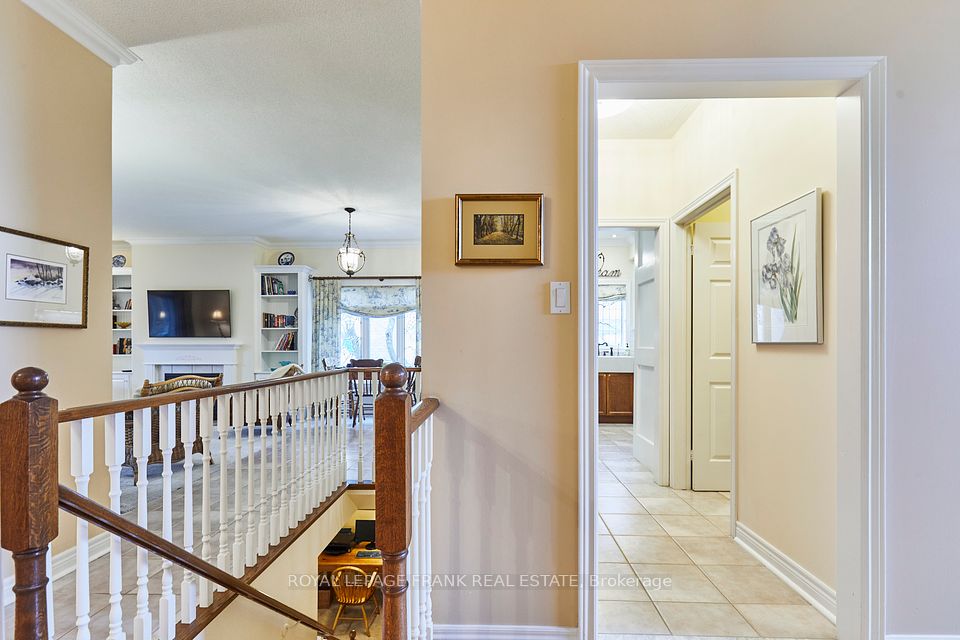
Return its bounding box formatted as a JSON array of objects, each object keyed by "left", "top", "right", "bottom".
[
  {"left": 321, "top": 357, "right": 331, "bottom": 371},
  {"left": 331, "top": 566, "right": 378, "bottom": 605}
]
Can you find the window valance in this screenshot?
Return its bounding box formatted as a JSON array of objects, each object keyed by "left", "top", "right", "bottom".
[{"left": 340, "top": 285, "right": 418, "bottom": 317}]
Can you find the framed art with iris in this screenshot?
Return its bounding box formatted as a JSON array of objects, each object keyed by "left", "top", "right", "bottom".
[{"left": 750, "top": 189, "right": 822, "bottom": 344}]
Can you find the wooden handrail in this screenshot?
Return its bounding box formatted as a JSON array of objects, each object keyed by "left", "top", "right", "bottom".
[
  {"left": 57, "top": 366, "right": 421, "bottom": 423},
  {"left": 409, "top": 397, "right": 440, "bottom": 435},
  {"left": 58, "top": 485, "right": 339, "bottom": 639}
]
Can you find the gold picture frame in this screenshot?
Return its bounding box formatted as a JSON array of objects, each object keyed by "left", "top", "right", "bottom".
[
  {"left": 0, "top": 225, "right": 89, "bottom": 328},
  {"left": 455, "top": 193, "right": 543, "bottom": 266}
]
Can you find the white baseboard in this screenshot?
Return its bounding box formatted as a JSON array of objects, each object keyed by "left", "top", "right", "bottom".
[
  {"left": 2, "top": 532, "right": 110, "bottom": 603},
  {"left": 735, "top": 521, "right": 837, "bottom": 624},
  {"left": 887, "top": 636, "right": 960, "bottom": 640},
  {"left": 433, "top": 624, "right": 577, "bottom": 640}
]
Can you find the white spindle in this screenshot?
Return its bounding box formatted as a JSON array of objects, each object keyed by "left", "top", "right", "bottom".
[
  {"left": 424, "top": 414, "right": 434, "bottom": 639},
  {"left": 323, "top": 377, "right": 333, "bottom": 497},
  {"left": 71, "top": 418, "right": 94, "bottom": 640},
  {"left": 103, "top": 413, "right": 126, "bottom": 640},
  {"left": 199, "top": 397, "right": 214, "bottom": 606},
  {"left": 181, "top": 400, "right": 198, "bottom": 624},
  {"left": 279, "top": 385, "right": 289, "bottom": 534},
  {"left": 370, "top": 369, "right": 378, "bottom": 483},
  {"left": 341, "top": 373, "right": 349, "bottom": 485},
  {"left": 306, "top": 379, "right": 316, "bottom": 509},
  {"left": 289, "top": 382, "right": 301, "bottom": 527},
  {"left": 245, "top": 390, "right": 257, "bottom": 566},
  {"left": 270, "top": 386, "right": 280, "bottom": 545},
  {"left": 357, "top": 377, "right": 365, "bottom": 483},
  {"left": 232, "top": 392, "right": 244, "bottom": 577},
  {"left": 298, "top": 380, "right": 307, "bottom": 519},
  {"left": 257, "top": 388, "right": 269, "bottom": 555},
  {"left": 216, "top": 394, "right": 231, "bottom": 579},
  {"left": 46, "top": 548, "right": 54, "bottom": 640},
  {"left": 158, "top": 406, "right": 177, "bottom": 639},
  {"left": 133, "top": 408, "right": 153, "bottom": 640},
  {"left": 409, "top": 424, "right": 422, "bottom": 640}
]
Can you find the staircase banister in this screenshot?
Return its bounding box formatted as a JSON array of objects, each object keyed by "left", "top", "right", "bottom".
[{"left": 58, "top": 484, "right": 339, "bottom": 639}]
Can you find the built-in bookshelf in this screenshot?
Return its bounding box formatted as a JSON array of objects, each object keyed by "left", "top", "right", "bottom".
[
  {"left": 111, "top": 266, "right": 134, "bottom": 377},
  {"left": 254, "top": 265, "right": 314, "bottom": 378}
]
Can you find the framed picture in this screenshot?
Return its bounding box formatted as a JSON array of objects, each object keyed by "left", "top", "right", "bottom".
[
  {"left": 455, "top": 193, "right": 543, "bottom": 265},
  {"left": 750, "top": 189, "right": 822, "bottom": 344},
  {"left": 0, "top": 226, "right": 89, "bottom": 328}
]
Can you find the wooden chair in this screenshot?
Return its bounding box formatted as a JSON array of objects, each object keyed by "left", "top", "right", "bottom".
[
  {"left": 406, "top": 355, "right": 421, "bottom": 403},
  {"left": 330, "top": 566, "right": 379, "bottom": 636},
  {"left": 347, "top": 359, "right": 383, "bottom": 427}
]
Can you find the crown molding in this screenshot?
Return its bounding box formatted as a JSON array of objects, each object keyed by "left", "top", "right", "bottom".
[
  {"left": 21, "top": 0, "right": 139, "bottom": 67},
  {"left": 122, "top": 236, "right": 270, "bottom": 247},
  {"left": 263, "top": 239, "right": 421, "bottom": 249}
]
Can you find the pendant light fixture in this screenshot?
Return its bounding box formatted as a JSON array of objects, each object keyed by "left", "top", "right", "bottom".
[{"left": 336, "top": 207, "right": 365, "bottom": 276}]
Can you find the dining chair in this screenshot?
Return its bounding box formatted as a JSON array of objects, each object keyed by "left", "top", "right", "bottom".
[
  {"left": 347, "top": 359, "right": 384, "bottom": 427},
  {"left": 330, "top": 566, "right": 379, "bottom": 636},
  {"left": 406, "top": 355, "right": 421, "bottom": 403}
]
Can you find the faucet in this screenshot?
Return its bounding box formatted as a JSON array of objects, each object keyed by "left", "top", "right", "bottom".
[{"left": 598, "top": 342, "right": 610, "bottom": 357}]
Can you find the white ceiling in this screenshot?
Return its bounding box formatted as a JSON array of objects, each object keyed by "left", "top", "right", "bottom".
[
  {"left": 72, "top": 0, "right": 421, "bottom": 244},
  {"left": 598, "top": 99, "right": 701, "bottom": 140}
]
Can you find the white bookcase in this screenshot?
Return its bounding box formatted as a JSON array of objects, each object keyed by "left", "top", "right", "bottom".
[
  {"left": 111, "top": 267, "right": 133, "bottom": 398},
  {"left": 254, "top": 265, "right": 314, "bottom": 379}
]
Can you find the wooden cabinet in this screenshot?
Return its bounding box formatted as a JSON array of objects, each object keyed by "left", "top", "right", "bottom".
[{"left": 599, "top": 372, "right": 633, "bottom": 423}]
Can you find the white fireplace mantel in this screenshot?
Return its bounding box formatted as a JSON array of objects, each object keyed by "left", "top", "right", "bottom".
[{"left": 139, "top": 342, "right": 243, "bottom": 385}]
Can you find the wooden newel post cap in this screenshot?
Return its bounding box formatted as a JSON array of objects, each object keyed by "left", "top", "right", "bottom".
[
  {"left": 380, "top": 362, "right": 408, "bottom": 390},
  {"left": 11, "top": 367, "right": 48, "bottom": 398}
]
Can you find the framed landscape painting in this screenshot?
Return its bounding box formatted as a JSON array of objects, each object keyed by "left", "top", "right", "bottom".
[
  {"left": 750, "top": 189, "right": 822, "bottom": 344},
  {"left": 455, "top": 193, "right": 543, "bottom": 265},
  {"left": 0, "top": 226, "right": 89, "bottom": 328}
]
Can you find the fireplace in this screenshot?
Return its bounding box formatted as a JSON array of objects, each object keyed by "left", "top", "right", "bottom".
[{"left": 140, "top": 342, "right": 243, "bottom": 385}]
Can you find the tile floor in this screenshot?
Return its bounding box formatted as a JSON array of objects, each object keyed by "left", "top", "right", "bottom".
[{"left": 597, "top": 424, "right": 837, "bottom": 640}]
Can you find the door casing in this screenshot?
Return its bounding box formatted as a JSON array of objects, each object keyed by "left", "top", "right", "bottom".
[{"left": 578, "top": 57, "right": 886, "bottom": 640}]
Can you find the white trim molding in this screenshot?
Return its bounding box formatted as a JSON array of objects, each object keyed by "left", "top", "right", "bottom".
[
  {"left": 434, "top": 625, "right": 577, "bottom": 640},
  {"left": 578, "top": 56, "right": 886, "bottom": 640},
  {"left": 20, "top": 0, "right": 139, "bottom": 67},
  {"left": 735, "top": 522, "right": 837, "bottom": 623},
  {"left": 886, "top": 637, "right": 960, "bottom": 640}
]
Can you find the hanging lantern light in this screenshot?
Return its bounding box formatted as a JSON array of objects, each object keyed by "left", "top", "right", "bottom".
[{"left": 336, "top": 207, "right": 365, "bottom": 276}]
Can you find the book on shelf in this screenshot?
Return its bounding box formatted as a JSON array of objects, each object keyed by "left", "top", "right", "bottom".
[
  {"left": 262, "top": 312, "right": 297, "bottom": 328},
  {"left": 112, "top": 337, "right": 132, "bottom": 355},
  {"left": 260, "top": 275, "right": 288, "bottom": 295},
  {"left": 273, "top": 331, "right": 298, "bottom": 351}
]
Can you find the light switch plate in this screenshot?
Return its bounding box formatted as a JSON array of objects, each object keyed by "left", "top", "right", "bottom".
[{"left": 550, "top": 281, "right": 571, "bottom": 314}]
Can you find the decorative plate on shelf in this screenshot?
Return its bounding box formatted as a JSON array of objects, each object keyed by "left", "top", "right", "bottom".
[
  {"left": 112, "top": 254, "right": 127, "bottom": 268},
  {"left": 277, "top": 251, "right": 295, "bottom": 266}
]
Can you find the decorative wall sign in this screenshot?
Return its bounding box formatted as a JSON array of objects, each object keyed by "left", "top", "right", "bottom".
[
  {"left": 0, "top": 225, "right": 89, "bottom": 328},
  {"left": 597, "top": 252, "right": 622, "bottom": 278},
  {"left": 750, "top": 189, "right": 822, "bottom": 344},
  {"left": 455, "top": 193, "right": 543, "bottom": 265}
]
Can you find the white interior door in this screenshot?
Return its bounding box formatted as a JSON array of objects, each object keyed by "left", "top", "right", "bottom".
[
  {"left": 691, "top": 221, "right": 733, "bottom": 491},
  {"left": 633, "top": 232, "right": 660, "bottom": 480}
]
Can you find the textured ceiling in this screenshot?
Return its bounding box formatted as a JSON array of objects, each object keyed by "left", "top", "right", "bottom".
[
  {"left": 599, "top": 99, "right": 701, "bottom": 140},
  {"left": 73, "top": 0, "right": 421, "bottom": 243}
]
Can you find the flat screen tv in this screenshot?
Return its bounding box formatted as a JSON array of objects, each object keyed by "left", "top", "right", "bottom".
[{"left": 147, "top": 290, "right": 232, "bottom": 338}]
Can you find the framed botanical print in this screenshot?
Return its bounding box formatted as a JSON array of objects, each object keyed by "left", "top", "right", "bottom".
[
  {"left": 750, "top": 189, "right": 822, "bottom": 344},
  {"left": 455, "top": 193, "right": 543, "bottom": 265},
  {"left": 0, "top": 226, "right": 89, "bottom": 328}
]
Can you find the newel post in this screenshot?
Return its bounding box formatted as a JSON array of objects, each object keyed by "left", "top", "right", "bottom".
[
  {"left": 0, "top": 368, "right": 59, "bottom": 640},
  {"left": 375, "top": 363, "right": 412, "bottom": 640}
]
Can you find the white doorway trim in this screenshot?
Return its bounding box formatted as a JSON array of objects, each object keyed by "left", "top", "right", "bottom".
[
  {"left": 577, "top": 57, "right": 886, "bottom": 640},
  {"left": 598, "top": 218, "right": 670, "bottom": 486},
  {"left": 667, "top": 174, "right": 737, "bottom": 511}
]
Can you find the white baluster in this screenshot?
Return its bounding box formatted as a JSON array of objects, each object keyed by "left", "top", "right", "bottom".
[
  {"left": 298, "top": 380, "right": 307, "bottom": 519},
  {"left": 269, "top": 386, "right": 280, "bottom": 545},
  {"left": 232, "top": 392, "right": 244, "bottom": 577},
  {"left": 216, "top": 394, "right": 231, "bottom": 578},
  {"left": 289, "top": 382, "right": 301, "bottom": 527},
  {"left": 257, "top": 388, "right": 269, "bottom": 555},
  {"left": 133, "top": 408, "right": 152, "bottom": 640},
  {"left": 71, "top": 418, "right": 93, "bottom": 640},
  {"left": 180, "top": 400, "right": 198, "bottom": 623},
  {"left": 306, "top": 379, "right": 316, "bottom": 509},
  {"left": 338, "top": 374, "right": 346, "bottom": 486},
  {"left": 425, "top": 415, "right": 434, "bottom": 639},
  {"left": 357, "top": 377, "right": 364, "bottom": 483},
  {"left": 158, "top": 405, "right": 177, "bottom": 639},
  {"left": 103, "top": 413, "right": 126, "bottom": 640},
  {"left": 245, "top": 390, "right": 257, "bottom": 566},
  {"left": 278, "top": 384, "right": 289, "bottom": 538},
  {"left": 322, "top": 377, "right": 332, "bottom": 497},
  {"left": 0, "top": 552, "right": 6, "bottom": 640},
  {"left": 46, "top": 548, "right": 54, "bottom": 640},
  {"left": 199, "top": 397, "right": 214, "bottom": 606},
  {"left": 409, "top": 425, "right": 422, "bottom": 640},
  {"left": 370, "top": 369, "right": 378, "bottom": 483}
]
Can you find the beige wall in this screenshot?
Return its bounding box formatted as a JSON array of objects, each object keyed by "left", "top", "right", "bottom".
[
  {"left": 422, "top": 0, "right": 960, "bottom": 633},
  {"left": 0, "top": 1, "right": 113, "bottom": 555},
  {"left": 673, "top": 99, "right": 839, "bottom": 587}
]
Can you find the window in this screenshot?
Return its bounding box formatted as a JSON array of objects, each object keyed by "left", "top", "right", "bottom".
[
  {"left": 598, "top": 284, "right": 628, "bottom": 354},
  {"left": 339, "top": 311, "right": 418, "bottom": 365}
]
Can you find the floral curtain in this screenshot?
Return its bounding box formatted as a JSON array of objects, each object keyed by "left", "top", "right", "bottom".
[
  {"left": 312, "top": 278, "right": 341, "bottom": 370},
  {"left": 598, "top": 283, "right": 627, "bottom": 302}
]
